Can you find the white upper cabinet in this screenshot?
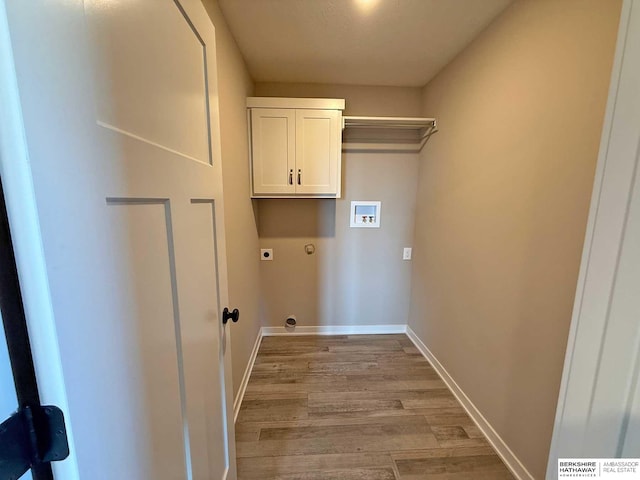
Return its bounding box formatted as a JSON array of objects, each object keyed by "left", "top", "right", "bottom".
[
  {"left": 251, "top": 108, "right": 296, "bottom": 195},
  {"left": 295, "top": 109, "right": 340, "bottom": 195},
  {"left": 247, "top": 97, "right": 345, "bottom": 198}
]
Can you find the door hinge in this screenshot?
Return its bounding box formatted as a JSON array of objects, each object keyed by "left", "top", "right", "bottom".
[{"left": 0, "top": 405, "right": 69, "bottom": 479}]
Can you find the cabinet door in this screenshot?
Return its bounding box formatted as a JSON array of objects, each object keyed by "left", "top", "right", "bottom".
[
  {"left": 251, "top": 108, "right": 296, "bottom": 195},
  {"left": 295, "top": 109, "right": 341, "bottom": 195}
]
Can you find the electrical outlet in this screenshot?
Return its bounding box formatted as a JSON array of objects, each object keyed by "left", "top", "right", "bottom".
[
  {"left": 260, "top": 248, "right": 273, "bottom": 261},
  {"left": 403, "top": 247, "right": 412, "bottom": 260}
]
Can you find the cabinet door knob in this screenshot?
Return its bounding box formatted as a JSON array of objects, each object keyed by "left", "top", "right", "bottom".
[
  {"left": 222, "top": 307, "right": 240, "bottom": 325},
  {"left": 297, "top": 169, "right": 302, "bottom": 185},
  {"left": 289, "top": 169, "right": 293, "bottom": 185}
]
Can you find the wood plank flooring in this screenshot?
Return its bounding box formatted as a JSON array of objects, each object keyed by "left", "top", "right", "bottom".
[{"left": 235, "top": 334, "right": 514, "bottom": 480}]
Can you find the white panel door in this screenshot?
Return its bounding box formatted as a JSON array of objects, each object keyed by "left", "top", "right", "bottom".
[
  {"left": 251, "top": 108, "right": 296, "bottom": 195},
  {"left": 3, "top": 0, "right": 236, "bottom": 479},
  {"left": 295, "top": 109, "right": 341, "bottom": 195}
]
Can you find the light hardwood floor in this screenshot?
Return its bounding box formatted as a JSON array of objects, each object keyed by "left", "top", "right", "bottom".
[{"left": 235, "top": 334, "right": 514, "bottom": 479}]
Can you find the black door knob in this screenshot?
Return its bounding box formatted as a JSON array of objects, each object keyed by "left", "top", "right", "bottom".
[{"left": 222, "top": 307, "right": 240, "bottom": 325}]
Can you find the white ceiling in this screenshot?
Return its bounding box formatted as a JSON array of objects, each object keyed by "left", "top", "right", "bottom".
[{"left": 218, "top": 0, "right": 513, "bottom": 87}]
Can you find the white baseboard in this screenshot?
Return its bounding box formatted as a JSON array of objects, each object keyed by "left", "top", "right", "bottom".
[
  {"left": 233, "top": 327, "right": 262, "bottom": 423},
  {"left": 405, "top": 326, "right": 535, "bottom": 480},
  {"left": 261, "top": 324, "right": 407, "bottom": 336}
]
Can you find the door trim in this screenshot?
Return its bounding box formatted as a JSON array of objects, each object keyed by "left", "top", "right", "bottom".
[
  {"left": 0, "top": 178, "right": 58, "bottom": 479},
  {"left": 0, "top": 2, "right": 79, "bottom": 478}
]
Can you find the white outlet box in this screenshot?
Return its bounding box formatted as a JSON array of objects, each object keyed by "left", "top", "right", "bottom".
[
  {"left": 403, "top": 247, "right": 412, "bottom": 260},
  {"left": 260, "top": 248, "right": 273, "bottom": 261}
]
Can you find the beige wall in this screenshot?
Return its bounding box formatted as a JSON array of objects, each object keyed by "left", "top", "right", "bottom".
[
  {"left": 255, "top": 83, "right": 421, "bottom": 327},
  {"left": 408, "top": 0, "right": 621, "bottom": 477},
  {"left": 202, "top": 0, "right": 261, "bottom": 397}
]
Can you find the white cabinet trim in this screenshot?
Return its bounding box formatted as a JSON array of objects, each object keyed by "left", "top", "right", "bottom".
[{"left": 247, "top": 97, "right": 345, "bottom": 110}]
